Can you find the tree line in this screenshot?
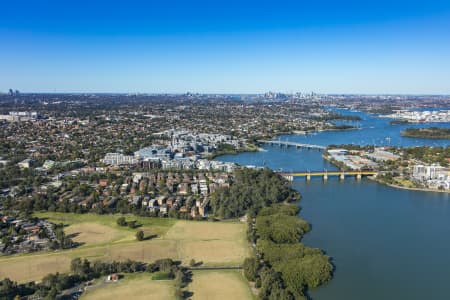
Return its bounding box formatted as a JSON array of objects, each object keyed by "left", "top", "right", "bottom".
[
  {"left": 209, "top": 168, "right": 333, "bottom": 299},
  {"left": 0, "top": 257, "right": 189, "bottom": 300},
  {"left": 401, "top": 127, "right": 450, "bottom": 140},
  {"left": 245, "top": 204, "right": 333, "bottom": 299}
]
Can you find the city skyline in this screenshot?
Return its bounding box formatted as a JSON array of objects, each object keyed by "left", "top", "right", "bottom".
[{"left": 1, "top": 0, "right": 450, "bottom": 94}]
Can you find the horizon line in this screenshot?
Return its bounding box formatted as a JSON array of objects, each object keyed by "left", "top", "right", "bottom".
[{"left": 1, "top": 91, "right": 450, "bottom": 97}]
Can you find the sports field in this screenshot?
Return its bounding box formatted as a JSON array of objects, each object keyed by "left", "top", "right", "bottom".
[{"left": 0, "top": 213, "right": 250, "bottom": 282}]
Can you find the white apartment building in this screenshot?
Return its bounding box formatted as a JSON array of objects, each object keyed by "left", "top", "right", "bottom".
[
  {"left": 101, "top": 153, "right": 138, "bottom": 166},
  {"left": 413, "top": 164, "right": 448, "bottom": 181}
]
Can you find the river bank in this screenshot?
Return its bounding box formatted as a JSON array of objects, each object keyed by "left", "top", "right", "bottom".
[
  {"left": 206, "top": 144, "right": 258, "bottom": 159},
  {"left": 257, "top": 126, "right": 362, "bottom": 141},
  {"left": 401, "top": 127, "right": 450, "bottom": 139},
  {"left": 321, "top": 147, "right": 449, "bottom": 194},
  {"left": 369, "top": 176, "right": 449, "bottom": 193},
  {"left": 214, "top": 108, "right": 450, "bottom": 300}
]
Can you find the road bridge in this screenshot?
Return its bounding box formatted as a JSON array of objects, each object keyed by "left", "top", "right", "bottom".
[
  {"left": 278, "top": 171, "right": 377, "bottom": 181},
  {"left": 258, "top": 140, "right": 325, "bottom": 150}
]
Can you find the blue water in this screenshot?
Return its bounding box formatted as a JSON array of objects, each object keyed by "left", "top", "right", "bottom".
[
  {"left": 278, "top": 109, "right": 450, "bottom": 147},
  {"left": 216, "top": 110, "right": 450, "bottom": 300},
  {"left": 218, "top": 147, "right": 337, "bottom": 172},
  {"left": 298, "top": 180, "right": 450, "bottom": 300}
]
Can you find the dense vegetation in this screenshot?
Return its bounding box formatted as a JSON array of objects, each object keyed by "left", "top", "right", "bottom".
[
  {"left": 389, "top": 120, "right": 410, "bottom": 125},
  {"left": 403, "top": 146, "right": 450, "bottom": 167},
  {"left": 314, "top": 113, "right": 362, "bottom": 121},
  {"left": 210, "top": 168, "right": 299, "bottom": 218},
  {"left": 207, "top": 143, "right": 258, "bottom": 159},
  {"left": 330, "top": 124, "right": 357, "bottom": 130},
  {"left": 402, "top": 127, "right": 450, "bottom": 139},
  {"left": 249, "top": 204, "right": 333, "bottom": 299},
  {"left": 210, "top": 169, "right": 333, "bottom": 299},
  {"left": 255, "top": 213, "right": 310, "bottom": 243},
  {"left": 327, "top": 144, "right": 375, "bottom": 151}
]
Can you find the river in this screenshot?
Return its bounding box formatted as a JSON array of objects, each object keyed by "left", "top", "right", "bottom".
[{"left": 216, "top": 110, "right": 450, "bottom": 300}]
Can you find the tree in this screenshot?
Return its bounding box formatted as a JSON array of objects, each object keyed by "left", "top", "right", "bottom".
[
  {"left": 116, "top": 216, "right": 126, "bottom": 226},
  {"left": 243, "top": 257, "right": 259, "bottom": 281},
  {"left": 136, "top": 230, "right": 144, "bottom": 241},
  {"left": 210, "top": 169, "right": 298, "bottom": 219},
  {"left": 44, "top": 288, "right": 57, "bottom": 300},
  {"left": 70, "top": 258, "right": 91, "bottom": 277},
  {"left": 128, "top": 220, "right": 137, "bottom": 228}
]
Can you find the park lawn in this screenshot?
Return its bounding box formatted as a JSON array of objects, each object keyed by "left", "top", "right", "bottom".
[
  {"left": 0, "top": 253, "right": 72, "bottom": 283},
  {"left": 164, "top": 220, "right": 251, "bottom": 266},
  {"left": 188, "top": 270, "right": 253, "bottom": 300},
  {"left": 64, "top": 222, "right": 128, "bottom": 245},
  {"left": 34, "top": 212, "right": 175, "bottom": 245},
  {"left": 81, "top": 273, "right": 175, "bottom": 300},
  {"left": 0, "top": 213, "right": 176, "bottom": 282},
  {"left": 0, "top": 239, "right": 178, "bottom": 282},
  {"left": 0, "top": 216, "right": 250, "bottom": 282}
]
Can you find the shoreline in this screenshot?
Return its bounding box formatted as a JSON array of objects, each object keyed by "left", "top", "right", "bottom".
[
  {"left": 263, "top": 126, "right": 362, "bottom": 140},
  {"left": 207, "top": 145, "right": 258, "bottom": 160},
  {"left": 212, "top": 135, "right": 450, "bottom": 195},
  {"left": 401, "top": 134, "right": 450, "bottom": 140},
  {"left": 368, "top": 176, "right": 449, "bottom": 194},
  {"left": 318, "top": 126, "right": 361, "bottom": 133},
  {"left": 323, "top": 153, "right": 449, "bottom": 194}
]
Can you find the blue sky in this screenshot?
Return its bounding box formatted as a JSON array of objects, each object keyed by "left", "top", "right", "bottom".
[{"left": 1, "top": 0, "right": 450, "bottom": 94}]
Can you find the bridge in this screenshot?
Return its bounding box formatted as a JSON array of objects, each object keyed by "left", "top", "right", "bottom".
[
  {"left": 278, "top": 170, "right": 377, "bottom": 181},
  {"left": 258, "top": 140, "right": 326, "bottom": 150}
]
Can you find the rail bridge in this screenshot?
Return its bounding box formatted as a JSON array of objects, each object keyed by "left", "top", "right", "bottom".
[
  {"left": 258, "top": 140, "right": 325, "bottom": 150},
  {"left": 278, "top": 170, "right": 377, "bottom": 181}
]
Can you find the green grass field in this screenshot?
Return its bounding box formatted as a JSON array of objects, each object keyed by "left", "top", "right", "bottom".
[
  {"left": 164, "top": 220, "right": 250, "bottom": 266},
  {"left": 81, "top": 273, "right": 175, "bottom": 300},
  {"left": 0, "top": 213, "right": 250, "bottom": 283},
  {"left": 36, "top": 212, "right": 175, "bottom": 244},
  {"left": 187, "top": 270, "right": 254, "bottom": 300}
]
